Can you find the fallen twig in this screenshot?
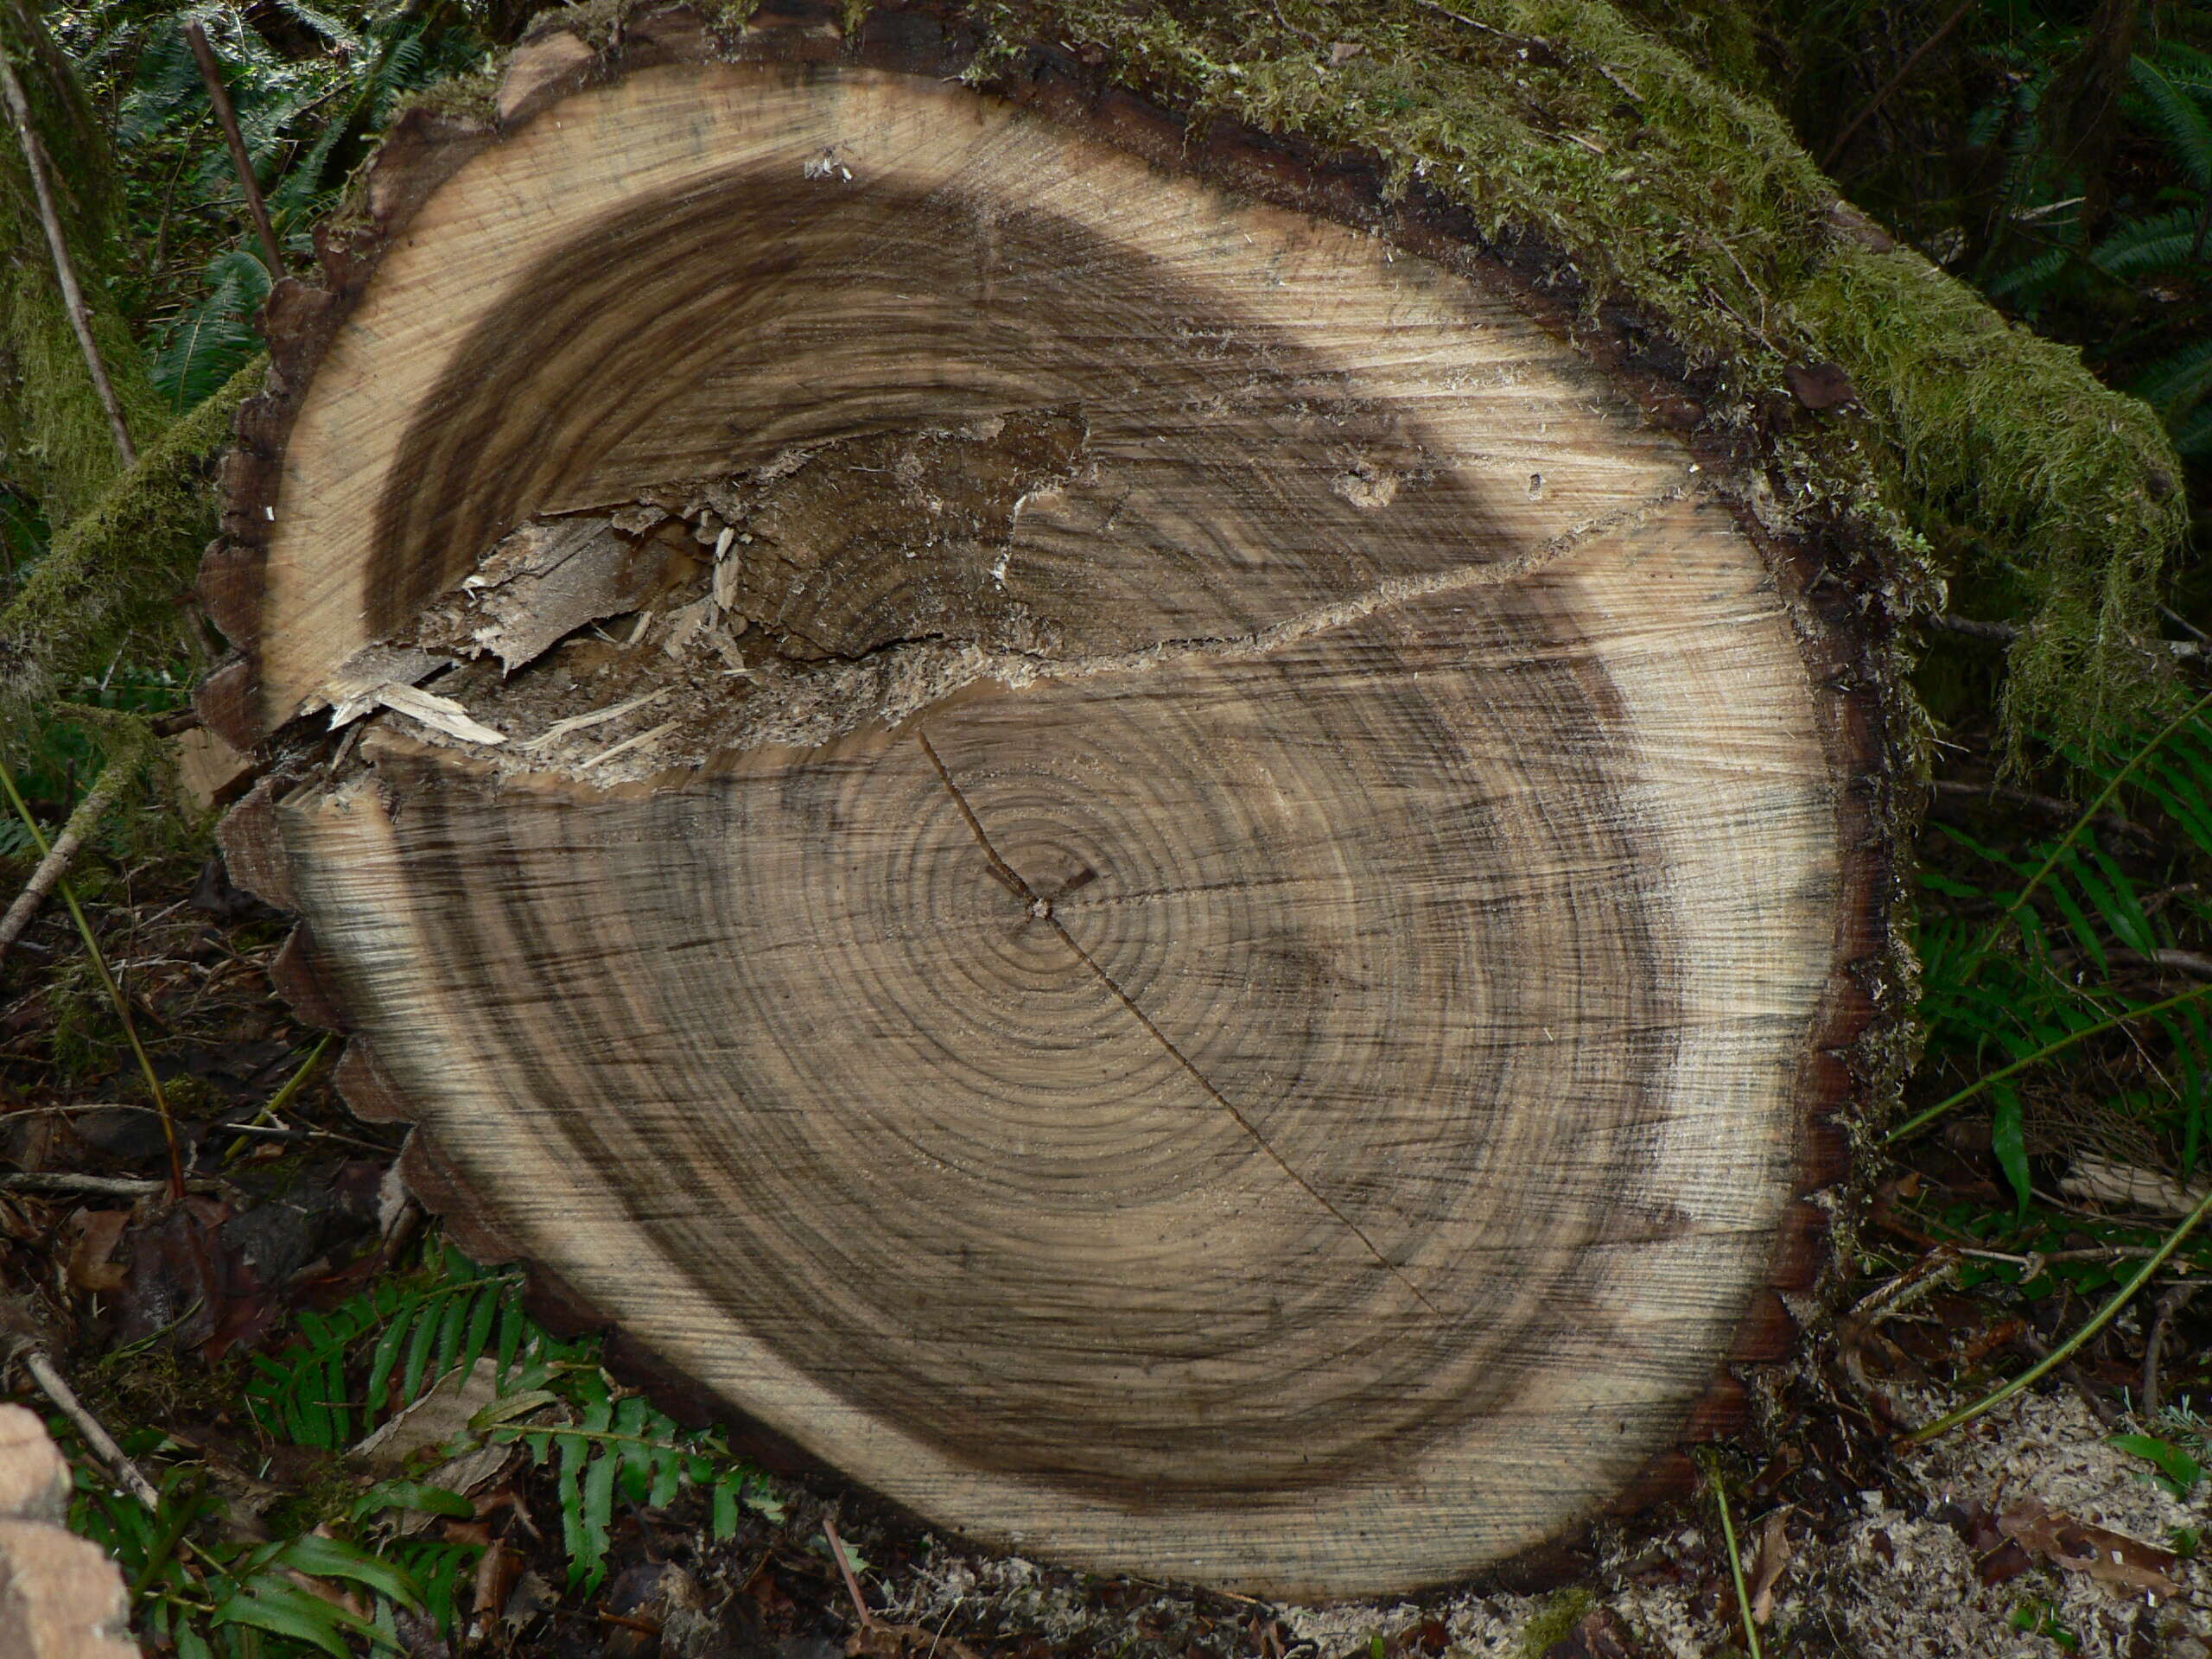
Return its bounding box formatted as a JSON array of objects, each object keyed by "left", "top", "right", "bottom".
[
  {"left": 183, "top": 23, "right": 284, "bottom": 276},
  {"left": 0, "top": 758, "right": 133, "bottom": 961},
  {"left": 823, "top": 1516, "right": 985, "bottom": 1659},
  {"left": 0, "top": 1171, "right": 185, "bottom": 1197},
  {"left": 10, "top": 1341, "right": 160, "bottom": 1508},
  {"left": 2140, "top": 1280, "right": 2203, "bottom": 1415},
  {"left": 1929, "top": 778, "right": 2156, "bottom": 847},
  {"left": 0, "top": 22, "right": 137, "bottom": 468},
  {"left": 1930, "top": 611, "right": 2209, "bottom": 665},
  {"left": 2107, "top": 947, "right": 2212, "bottom": 981}
]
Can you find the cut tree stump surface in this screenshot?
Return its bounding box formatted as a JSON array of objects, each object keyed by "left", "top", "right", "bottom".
[{"left": 201, "top": 7, "right": 1897, "bottom": 1599}]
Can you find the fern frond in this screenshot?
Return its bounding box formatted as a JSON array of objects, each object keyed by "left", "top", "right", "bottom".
[
  {"left": 2166, "top": 399, "right": 2212, "bottom": 459},
  {"left": 1986, "top": 244, "right": 2073, "bottom": 301},
  {"left": 2092, "top": 207, "right": 2209, "bottom": 278},
  {"left": 2131, "top": 53, "right": 2212, "bottom": 190},
  {"left": 2130, "top": 337, "right": 2212, "bottom": 410},
  {"left": 150, "top": 251, "right": 270, "bottom": 414},
  {"left": 2147, "top": 41, "right": 2212, "bottom": 91},
  {"left": 276, "top": 0, "right": 367, "bottom": 57}
]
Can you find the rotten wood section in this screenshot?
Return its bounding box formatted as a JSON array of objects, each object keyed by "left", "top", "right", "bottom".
[{"left": 199, "top": 3, "right": 1904, "bottom": 1599}]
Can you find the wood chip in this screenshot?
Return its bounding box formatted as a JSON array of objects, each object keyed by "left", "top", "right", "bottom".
[
  {"left": 2061, "top": 1154, "right": 2209, "bottom": 1217},
  {"left": 662, "top": 598, "right": 715, "bottom": 660},
  {"left": 372, "top": 683, "right": 508, "bottom": 746},
  {"left": 713, "top": 543, "right": 742, "bottom": 611},
  {"left": 458, "top": 517, "right": 662, "bottom": 672},
  {"left": 321, "top": 645, "right": 454, "bottom": 725},
  {"left": 582, "top": 718, "right": 680, "bottom": 770},
  {"left": 528, "top": 690, "right": 670, "bottom": 747}
]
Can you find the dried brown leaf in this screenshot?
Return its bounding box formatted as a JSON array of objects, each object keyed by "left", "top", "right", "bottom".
[
  {"left": 1746, "top": 1506, "right": 1793, "bottom": 1624},
  {"left": 1997, "top": 1497, "right": 2180, "bottom": 1599},
  {"left": 64, "top": 1209, "right": 130, "bottom": 1294}
]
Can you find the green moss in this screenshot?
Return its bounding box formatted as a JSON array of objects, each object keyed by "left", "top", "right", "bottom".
[
  {"left": 0, "top": 4, "right": 168, "bottom": 522},
  {"left": 1516, "top": 1588, "right": 1594, "bottom": 1657},
  {"left": 0, "top": 357, "right": 264, "bottom": 723},
  {"left": 385, "top": 62, "right": 503, "bottom": 128},
  {"left": 0, "top": 270, "right": 169, "bottom": 521},
  {"left": 1605, "top": 0, "right": 1770, "bottom": 99},
  {"left": 948, "top": 0, "right": 2186, "bottom": 759},
  {"left": 1795, "top": 251, "right": 2184, "bottom": 758}
]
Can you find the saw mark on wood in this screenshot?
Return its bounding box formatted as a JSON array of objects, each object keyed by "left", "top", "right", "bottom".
[{"left": 914, "top": 727, "right": 1442, "bottom": 1319}]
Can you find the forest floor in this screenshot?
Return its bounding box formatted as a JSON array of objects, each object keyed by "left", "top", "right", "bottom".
[{"left": 0, "top": 805, "right": 2208, "bottom": 1659}]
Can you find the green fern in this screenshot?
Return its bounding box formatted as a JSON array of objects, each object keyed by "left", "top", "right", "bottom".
[
  {"left": 73, "top": 1459, "right": 430, "bottom": 1659},
  {"left": 2132, "top": 51, "right": 2212, "bottom": 192},
  {"left": 60, "top": 1236, "right": 790, "bottom": 1654},
  {"left": 219, "top": 1239, "right": 782, "bottom": 1626},
  {"left": 1914, "top": 706, "right": 2212, "bottom": 1201},
  {"left": 2168, "top": 400, "right": 2212, "bottom": 460},
  {"left": 242, "top": 1251, "right": 524, "bottom": 1449},
  {"left": 2092, "top": 206, "right": 2210, "bottom": 278},
  {"left": 150, "top": 249, "right": 270, "bottom": 414}
]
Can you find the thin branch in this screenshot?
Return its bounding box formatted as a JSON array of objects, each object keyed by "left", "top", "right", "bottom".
[
  {"left": 0, "top": 1171, "right": 199, "bottom": 1197},
  {"left": 0, "top": 28, "right": 136, "bottom": 468},
  {"left": 1821, "top": 0, "right": 1979, "bottom": 172},
  {"left": 821, "top": 1517, "right": 872, "bottom": 1630},
  {"left": 1929, "top": 778, "right": 2156, "bottom": 847},
  {"left": 2105, "top": 948, "right": 2212, "bottom": 981},
  {"left": 0, "top": 759, "right": 132, "bottom": 961},
  {"left": 11, "top": 1342, "right": 160, "bottom": 1508},
  {"left": 1700, "top": 1452, "right": 1764, "bottom": 1659},
  {"left": 1930, "top": 611, "right": 2209, "bottom": 665},
  {"left": 183, "top": 23, "right": 284, "bottom": 276}
]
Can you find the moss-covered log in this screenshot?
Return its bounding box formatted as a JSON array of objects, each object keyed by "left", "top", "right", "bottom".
[
  {"left": 0, "top": 3, "right": 167, "bottom": 522},
  {"left": 0, "top": 358, "right": 259, "bottom": 728}
]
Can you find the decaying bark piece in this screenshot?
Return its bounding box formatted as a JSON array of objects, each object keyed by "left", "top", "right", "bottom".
[
  {"left": 0, "top": 1405, "right": 136, "bottom": 1659},
  {"left": 200, "top": 4, "right": 1904, "bottom": 1598}
]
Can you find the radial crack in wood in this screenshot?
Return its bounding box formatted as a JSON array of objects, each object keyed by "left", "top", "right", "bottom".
[
  {"left": 207, "top": 17, "right": 1897, "bottom": 1599},
  {"left": 916, "top": 725, "right": 1442, "bottom": 1319}
]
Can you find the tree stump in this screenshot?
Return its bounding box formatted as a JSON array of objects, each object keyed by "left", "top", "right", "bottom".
[{"left": 198, "top": 5, "right": 1898, "bottom": 1598}]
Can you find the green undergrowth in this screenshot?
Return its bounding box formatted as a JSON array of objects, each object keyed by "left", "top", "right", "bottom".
[
  {"left": 70, "top": 1240, "right": 785, "bottom": 1658},
  {"left": 1913, "top": 702, "right": 2212, "bottom": 1192}
]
